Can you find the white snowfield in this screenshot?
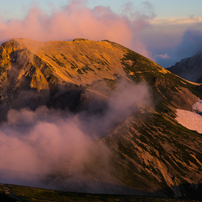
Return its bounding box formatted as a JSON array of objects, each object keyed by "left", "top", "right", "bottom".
[{"left": 176, "top": 100, "right": 202, "bottom": 134}]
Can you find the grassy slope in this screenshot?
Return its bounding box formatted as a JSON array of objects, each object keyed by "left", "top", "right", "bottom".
[
  {"left": 102, "top": 48, "right": 202, "bottom": 198},
  {"left": 0, "top": 39, "right": 202, "bottom": 199}
]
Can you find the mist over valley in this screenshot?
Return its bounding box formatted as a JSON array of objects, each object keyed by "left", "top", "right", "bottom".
[{"left": 0, "top": 37, "right": 201, "bottom": 201}]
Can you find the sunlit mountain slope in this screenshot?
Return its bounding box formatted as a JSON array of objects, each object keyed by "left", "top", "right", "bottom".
[{"left": 0, "top": 38, "right": 202, "bottom": 200}]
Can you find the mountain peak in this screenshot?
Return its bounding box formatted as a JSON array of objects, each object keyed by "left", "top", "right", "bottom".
[
  {"left": 168, "top": 51, "right": 202, "bottom": 83},
  {"left": 0, "top": 38, "right": 202, "bottom": 199}
]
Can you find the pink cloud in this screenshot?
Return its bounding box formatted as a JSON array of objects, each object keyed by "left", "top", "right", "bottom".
[
  {"left": 0, "top": 81, "right": 153, "bottom": 191},
  {"left": 0, "top": 0, "right": 154, "bottom": 59},
  {"left": 156, "top": 53, "right": 170, "bottom": 59}
]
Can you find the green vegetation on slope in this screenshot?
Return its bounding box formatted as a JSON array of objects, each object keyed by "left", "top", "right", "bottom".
[{"left": 0, "top": 38, "right": 201, "bottom": 199}]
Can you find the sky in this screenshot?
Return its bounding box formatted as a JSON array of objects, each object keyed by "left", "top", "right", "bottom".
[{"left": 0, "top": 0, "right": 202, "bottom": 67}]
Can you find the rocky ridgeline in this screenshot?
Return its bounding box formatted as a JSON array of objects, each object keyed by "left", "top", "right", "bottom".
[{"left": 0, "top": 38, "right": 202, "bottom": 199}]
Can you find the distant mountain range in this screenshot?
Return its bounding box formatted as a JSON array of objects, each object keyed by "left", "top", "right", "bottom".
[
  {"left": 168, "top": 51, "right": 202, "bottom": 83},
  {"left": 0, "top": 38, "right": 202, "bottom": 200}
]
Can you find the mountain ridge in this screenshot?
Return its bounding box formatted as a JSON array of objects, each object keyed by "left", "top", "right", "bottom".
[
  {"left": 0, "top": 38, "right": 202, "bottom": 199},
  {"left": 167, "top": 51, "right": 202, "bottom": 83}
]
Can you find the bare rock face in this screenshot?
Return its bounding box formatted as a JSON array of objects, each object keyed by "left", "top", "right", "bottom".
[
  {"left": 0, "top": 38, "right": 202, "bottom": 200},
  {"left": 168, "top": 51, "right": 202, "bottom": 83}
]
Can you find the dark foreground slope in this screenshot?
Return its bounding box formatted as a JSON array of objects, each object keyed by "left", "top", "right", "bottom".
[
  {"left": 0, "top": 38, "right": 202, "bottom": 200},
  {"left": 0, "top": 184, "right": 198, "bottom": 202}
]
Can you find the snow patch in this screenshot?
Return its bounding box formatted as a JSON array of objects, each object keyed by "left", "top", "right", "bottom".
[
  {"left": 175, "top": 100, "right": 202, "bottom": 134},
  {"left": 176, "top": 109, "right": 202, "bottom": 134}
]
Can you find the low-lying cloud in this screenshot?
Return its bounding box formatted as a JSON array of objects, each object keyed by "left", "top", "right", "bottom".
[{"left": 0, "top": 81, "right": 152, "bottom": 193}]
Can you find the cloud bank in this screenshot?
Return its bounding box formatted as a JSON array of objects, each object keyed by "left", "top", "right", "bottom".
[
  {"left": 152, "top": 16, "right": 202, "bottom": 25},
  {"left": 0, "top": 0, "right": 154, "bottom": 59},
  {"left": 154, "top": 28, "right": 202, "bottom": 68},
  {"left": 140, "top": 14, "right": 202, "bottom": 67},
  {"left": 176, "top": 29, "right": 202, "bottom": 59},
  {"left": 0, "top": 81, "right": 152, "bottom": 193}
]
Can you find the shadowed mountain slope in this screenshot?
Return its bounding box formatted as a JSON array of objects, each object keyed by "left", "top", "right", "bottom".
[
  {"left": 0, "top": 38, "right": 202, "bottom": 200},
  {"left": 168, "top": 51, "right": 202, "bottom": 83},
  {"left": 0, "top": 183, "right": 199, "bottom": 202}
]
